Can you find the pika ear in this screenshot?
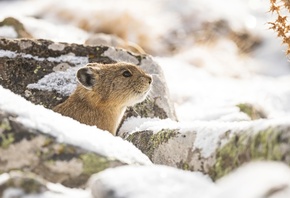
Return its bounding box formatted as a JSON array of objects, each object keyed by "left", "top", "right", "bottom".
[{"left": 76, "top": 67, "right": 98, "bottom": 90}]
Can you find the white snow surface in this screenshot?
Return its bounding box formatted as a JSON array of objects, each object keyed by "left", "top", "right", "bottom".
[
  {"left": 0, "top": 86, "right": 152, "bottom": 165},
  {"left": 27, "top": 67, "right": 79, "bottom": 96},
  {"left": 0, "top": 26, "right": 17, "bottom": 38},
  {"left": 90, "top": 165, "right": 216, "bottom": 198},
  {"left": 214, "top": 161, "right": 290, "bottom": 198}
]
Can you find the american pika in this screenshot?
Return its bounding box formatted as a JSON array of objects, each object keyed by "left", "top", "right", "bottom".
[{"left": 53, "top": 62, "right": 152, "bottom": 135}]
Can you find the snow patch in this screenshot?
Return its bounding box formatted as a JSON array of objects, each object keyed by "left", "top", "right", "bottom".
[
  {"left": 0, "top": 26, "right": 17, "bottom": 38},
  {"left": 0, "top": 50, "right": 88, "bottom": 65},
  {"left": 27, "top": 67, "right": 79, "bottom": 96}
]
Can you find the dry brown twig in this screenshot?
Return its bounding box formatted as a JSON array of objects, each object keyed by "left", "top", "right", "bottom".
[{"left": 269, "top": 0, "right": 290, "bottom": 54}]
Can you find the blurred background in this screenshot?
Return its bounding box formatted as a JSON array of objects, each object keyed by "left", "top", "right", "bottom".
[{"left": 1, "top": 0, "right": 290, "bottom": 122}]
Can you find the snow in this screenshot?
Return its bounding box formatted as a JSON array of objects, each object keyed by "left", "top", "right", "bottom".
[
  {"left": 2, "top": 184, "right": 91, "bottom": 198},
  {"left": 0, "top": 26, "right": 17, "bottom": 38},
  {"left": 89, "top": 161, "right": 290, "bottom": 198},
  {"left": 90, "top": 165, "right": 215, "bottom": 198},
  {"left": 27, "top": 67, "right": 79, "bottom": 96},
  {"left": 156, "top": 57, "right": 290, "bottom": 121},
  {"left": 0, "top": 50, "right": 88, "bottom": 65},
  {"left": 0, "top": 86, "right": 152, "bottom": 165},
  {"left": 214, "top": 161, "right": 290, "bottom": 198}
]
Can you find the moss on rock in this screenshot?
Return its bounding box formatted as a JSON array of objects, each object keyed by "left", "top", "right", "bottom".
[
  {"left": 211, "top": 127, "right": 288, "bottom": 180},
  {"left": 127, "top": 129, "right": 178, "bottom": 160},
  {"left": 236, "top": 103, "right": 266, "bottom": 120},
  {"left": 80, "top": 153, "right": 110, "bottom": 175}
]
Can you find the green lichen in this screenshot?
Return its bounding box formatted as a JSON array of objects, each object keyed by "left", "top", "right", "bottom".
[
  {"left": 127, "top": 129, "right": 178, "bottom": 160},
  {"left": 131, "top": 98, "right": 167, "bottom": 119},
  {"left": 236, "top": 103, "right": 266, "bottom": 120},
  {"left": 33, "top": 65, "right": 41, "bottom": 74},
  {"left": 211, "top": 128, "right": 285, "bottom": 180},
  {"left": 0, "top": 133, "right": 14, "bottom": 149},
  {"left": 149, "top": 129, "right": 177, "bottom": 152},
  {"left": 80, "top": 153, "right": 110, "bottom": 175},
  {"left": 177, "top": 161, "right": 193, "bottom": 171},
  {"left": 0, "top": 118, "right": 11, "bottom": 131},
  {"left": 0, "top": 118, "right": 14, "bottom": 148}
]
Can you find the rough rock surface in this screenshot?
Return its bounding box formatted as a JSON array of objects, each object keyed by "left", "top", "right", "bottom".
[
  {"left": 0, "top": 110, "right": 125, "bottom": 188},
  {"left": 120, "top": 118, "right": 290, "bottom": 180},
  {"left": 0, "top": 38, "right": 176, "bottom": 127},
  {"left": 0, "top": 172, "right": 90, "bottom": 197}
]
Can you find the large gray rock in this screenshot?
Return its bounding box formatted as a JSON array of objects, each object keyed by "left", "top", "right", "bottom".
[{"left": 0, "top": 38, "right": 177, "bottom": 130}]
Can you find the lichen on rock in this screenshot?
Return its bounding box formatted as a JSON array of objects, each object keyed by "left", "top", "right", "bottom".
[
  {"left": 211, "top": 127, "right": 290, "bottom": 180},
  {"left": 0, "top": 110, "right": 125, "bottom": 188}
]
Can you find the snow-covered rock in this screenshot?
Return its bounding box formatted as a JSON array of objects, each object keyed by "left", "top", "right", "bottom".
[
  {"left": 90, "top": 161, "right": 290, "bottom": 198},
  {"left": 214, "top": 161, "right": 290, "bottom": 198},
  {"left": 0, "top": 172, "right": 92, "bottom": 198},
  {"left": 120, "top": 116, "right": 290, "bottom": 179},
  {"left": 89, "top": 165, "right": 215, "bottom": 198}
]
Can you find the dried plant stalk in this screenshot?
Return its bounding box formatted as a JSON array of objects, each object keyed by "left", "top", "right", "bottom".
[{"left": 269, "top": 0, "right": 290, "bottom": 54}]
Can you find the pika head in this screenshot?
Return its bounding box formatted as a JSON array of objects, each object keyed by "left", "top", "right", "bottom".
[
  {"left": 76, "top": 62, "right": 152, "bottom": 107},
  {"left": 54, "top": 62, "right": 152, "bottom": 135}
]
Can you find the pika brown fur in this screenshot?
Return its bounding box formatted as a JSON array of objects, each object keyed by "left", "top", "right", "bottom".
[{"left": 53, "top": 62, "right": 152, "bottom": 135}]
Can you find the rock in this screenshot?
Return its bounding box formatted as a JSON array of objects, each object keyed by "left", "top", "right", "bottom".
[
  {"left": 89, "top": 165, "right": 215, "bottom": 198},
  {"left": 119, "top": 117, "right": 290, "bottom": 180},
  {"left": 85, "top": 33, "right": 146, "bottom": 54},
  {"left": 0, "top": 109, "right": 124, "bottom": 188},
  {"left": 236, "top": 103, "right": 267, "bottom": 120},
  {"left": 0, "top": 38, "right": 177, "bottom": 129},
  {"left": 0, "top": 172, "right": 90, "bottom": 198},
  {"left": 0, "top": 86, "right": 152, "bottom": 188}
]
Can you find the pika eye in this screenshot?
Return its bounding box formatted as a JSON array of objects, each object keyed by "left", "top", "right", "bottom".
[{"left": 122, "top": 70, "right": 132, "bottom": 77}]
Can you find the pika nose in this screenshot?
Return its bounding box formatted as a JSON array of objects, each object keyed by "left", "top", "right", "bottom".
[{"left": 147, "top": 75, "right": 152, "bottom": 84}]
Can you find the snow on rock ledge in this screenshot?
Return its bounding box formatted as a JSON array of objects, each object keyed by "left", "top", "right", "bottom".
[
  {"left": 0, "top": 86, "right": 151, "bottom": 188},
  {"left": 119, "top": 117, "right": 290, "bottom": 180}
]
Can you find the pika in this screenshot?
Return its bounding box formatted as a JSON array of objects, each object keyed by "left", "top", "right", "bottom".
[{"left": 53, "top": 62, "right": 152, "bottom": 135}]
